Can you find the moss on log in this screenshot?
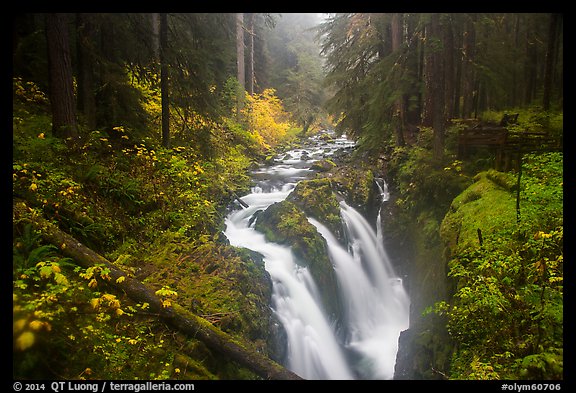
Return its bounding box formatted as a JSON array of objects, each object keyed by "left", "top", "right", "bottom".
[{"left": 13, "top": 201, "right": 302, "bottom": 380}]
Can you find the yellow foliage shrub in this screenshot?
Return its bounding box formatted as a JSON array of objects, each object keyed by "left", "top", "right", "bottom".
[{"left": 242, "top": 89, "right": 291, "bottom": 149}]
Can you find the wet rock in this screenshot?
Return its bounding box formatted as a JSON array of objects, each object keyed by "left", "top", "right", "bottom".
[
  {"left": 310, "top": 159, "right": 337, "bottom": 172},
  {"left": 254, "top": 200, "right": 341, "bottom": 321}
]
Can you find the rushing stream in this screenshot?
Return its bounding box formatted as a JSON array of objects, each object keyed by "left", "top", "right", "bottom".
[{"left": 223, "top": 133, "right": 410, "bottom": 380}]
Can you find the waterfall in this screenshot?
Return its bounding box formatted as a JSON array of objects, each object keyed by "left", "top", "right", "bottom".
[
  {"left": 225, "top": 191, "right": 353, "bottom": 380},
  {"left": 374, "top": 177, "right": 390, "bottom": 246},
  {"left": 309, "top": 201, "right": 409, "bottom": 379},
  {"left": 223, "top": 135, "right": 410, "bottom": 380}
]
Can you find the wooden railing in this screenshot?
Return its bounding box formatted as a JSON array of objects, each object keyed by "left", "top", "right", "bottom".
[{"left": 457, "top": 126, "right": 562, "bottom": 171}]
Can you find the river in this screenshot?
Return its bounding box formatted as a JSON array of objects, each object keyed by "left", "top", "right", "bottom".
[{"left": 223, "top": 132, "right": 410, "bottom": 380}]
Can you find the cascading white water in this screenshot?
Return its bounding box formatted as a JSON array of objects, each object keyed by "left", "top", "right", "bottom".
[
  {"left": 223, "top": 133, "right": 409, "bottom": 380},
  {"left": 225, "top": 186, "right": 353, "bottom": 380},
  {"left": 310, "top": 201, "right": 410, "bottom": 379}
]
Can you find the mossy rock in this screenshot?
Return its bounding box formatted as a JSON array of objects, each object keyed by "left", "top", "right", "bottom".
[
  {"left": 330, "top": 166, "right": 375, "bottom": 212},
  {"left": 310, "top": 159, "right": 337, "bottom": 172},
  {"left": 254, "top": 200, "right": 341, "bottom": 320},
  {"left": 286, "top": 178, "right": 344, "bottom": 243},
  {"left": 440, "top": 171, "right": 517, "bottom": 256},
  {"left": 480, "top": 169, "right": 517, "bottom": 191}
]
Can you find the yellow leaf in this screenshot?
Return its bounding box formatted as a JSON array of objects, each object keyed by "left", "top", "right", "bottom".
[
  {"left": 13, "top": 318, "right": 28, "bottom": 332},
  {"left": 37, "top": 133, "right": 45, "bottom": 139},
  {"left": 115, "top": 276, "right": 126, "bottom": 284},
  {"left": 90, "top": 298, "right": 100, "bottom": 309},
  {"left": 15, "top": 331, "right": 35, "bottom": 351},
  {"left": 115, "top": 309, "right": 124, "bottom": 316},
  {"left": 29, "top": 183, "right": 38, "bottom": 192},
  {"left": 28, "top": 320, "right": 44, "bottom": 331},
  {"left": 88, "top": 278, "right": 98, "bottom": 288}
]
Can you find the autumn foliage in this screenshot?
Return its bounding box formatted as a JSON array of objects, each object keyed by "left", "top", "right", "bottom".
[{"left": 242, "top": 89, "right": 292, "bottom": 150}]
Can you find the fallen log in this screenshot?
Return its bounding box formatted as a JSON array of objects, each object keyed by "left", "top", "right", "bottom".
[{"left": 13, "top": 202, "right": 302, "bottom": 380}]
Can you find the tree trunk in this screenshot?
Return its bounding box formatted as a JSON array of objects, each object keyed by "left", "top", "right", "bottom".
[
  {"left": 424, "top": 13, "right": 445, "bottom": 160},
  {"left": 542, "top": 13, "right": 560, "bottom": 111},
  {"left": 524, "top": 17, "right": 537, "bottom": 106},
  {"left": 236, "top": 13, "right": 245, "bottom": 117},
  {"left": 160, "top": 13, "right": 170, "bottom": 148},
  {"left": 246, "top": 13, "right": 255, "bottom": 95},
  {"left": 391, "top": 13, "right": 405, "bottom": 147},
  {"left": 461, "top": 14, "right": 476, "bottom": 119},
  {"left": 151, "top": 13, "right": 160, "bottom": 59},
  {"left": 76, "top": 13, "right": 96, "bottom": 130},
  {"left": 421, "top": 18, "right": 432, "bottom": 127},
  {"left": 14, "top": 202, "right": 302, "bottom": 380},
  {"left": 443, "top": 14, "right": 455, "bottom": 120},
  {"left": 98, "top": 22, "right": 118, "bottom": 129},
  {"left": 45, "top": 13, "right": 78, "bottom": 140}
]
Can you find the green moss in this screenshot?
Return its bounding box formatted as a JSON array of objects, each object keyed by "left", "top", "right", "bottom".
[
  {"left": 483, "top": 169, "right": 517, "bottom": 191},
  {"left": 435, "top": 154, "right": 563, "bottom": 380},
  {"left": 287, "top": 178, "right": 344, "bottom": 241},
  {"left": 310, "top": 159, "right": 337, "bottom": 172},
  {"left": 332, "top": 167, "right": 375, "bottom": 210},
  {"left": 440, "top": 171, "right": 517, "bottom": 255}
]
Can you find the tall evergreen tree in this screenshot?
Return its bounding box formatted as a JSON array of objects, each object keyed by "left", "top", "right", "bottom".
[
  {"left": 160, "top": 13, "right": 170, "bottom": 148},
  {"left": 76, "top": 13, "right": 96, "bottom": 130},
  {"left": 45, "top": 13, "right": 78, "bottom": 140},
  {"left": 236, "top": 13, "right": 245, "bottom": 117}
]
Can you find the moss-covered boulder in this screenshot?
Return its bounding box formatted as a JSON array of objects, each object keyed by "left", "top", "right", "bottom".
[
  {"left": 440, "top": 170, "right": 517, "bottom": 257},
  {"left": 254, "top": 200, "right": 341, "bottom": 320},
  {"left": 330, "top": 166, "right": 376, "bottom": 214},
  {"left": 310, "top": 158, "right": 337, "bottom": 172},
  {"left": 286, "top": 178, "right": 344, "bottom": 243}
]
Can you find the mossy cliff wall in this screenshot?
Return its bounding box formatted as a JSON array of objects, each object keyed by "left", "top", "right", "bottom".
[{"left": 393, "top": 170, "right": 519, "bottom": 379}]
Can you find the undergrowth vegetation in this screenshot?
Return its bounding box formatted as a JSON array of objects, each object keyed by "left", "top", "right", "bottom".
[
  {"left": 12, "top": 77, "right": 297, "bottom": 379},
  {"left": 435, "top": 152, "right": 563, "bottom": 379},
  {"left": 384, "top": 108, "right": 563, "bottom": 380}
]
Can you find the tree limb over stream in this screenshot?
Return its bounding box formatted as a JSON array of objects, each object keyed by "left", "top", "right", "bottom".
[{"left": 13, "top": 201, "right": 302, "bottom": 380}]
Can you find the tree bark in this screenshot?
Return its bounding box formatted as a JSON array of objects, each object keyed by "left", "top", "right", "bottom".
[
  {"left": 45, "top": 13, "right": 78, "bottom": 140},
  {"left": 542, "top": 13, "right": 560, "bottom": 111},
  {"left": 391, "top": 13, "right": 405, "bottom": 147},
  {"left": 76, "top": 13, "right": 97, "bottom": 130},
  {"left": 443, "top": 14, "right": 455, "bottom": 120},
  {"left": 151, "top": 13, "right": 160, "bottom": 59},
  {"left": 160, "top": 13, "right": 170, "bottom": 148},
  {"left": 524, "top": 16, "right": 537, "bottom": 106},
  {"left": 14, "top": 202, "right": 302, "bottom": 380},
  {"left": 246, "top": 13, "right": 255, "bottom": 95},
  {"left": 236, "top": 13, "right": 245, "bottom": 117},
  {"left": 423, "top": 13, "right": 446, "bottom": 160},
  {"left": 461, "top": 14, "right": 476, "bottom": 118}
]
